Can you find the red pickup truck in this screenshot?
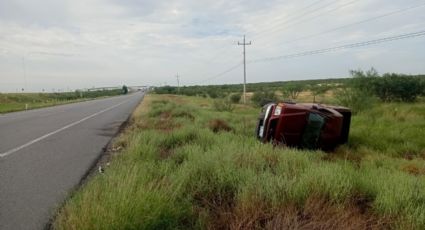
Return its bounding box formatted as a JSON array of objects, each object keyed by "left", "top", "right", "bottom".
[{"left": 255, "top": 102, "right": 351, "bottom": 150}]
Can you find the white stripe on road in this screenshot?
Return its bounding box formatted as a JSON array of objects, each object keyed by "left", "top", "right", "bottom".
[{"left": 0, "top": 99, "right": 131, "bottom": 158}]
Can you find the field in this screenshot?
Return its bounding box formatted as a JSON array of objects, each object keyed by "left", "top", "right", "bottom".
[
  {"left": 54, "top": 91, "right": 425, "bottom": 229},
  {"left": 0, "top": 90, "right": 124, "bottom": 113}
]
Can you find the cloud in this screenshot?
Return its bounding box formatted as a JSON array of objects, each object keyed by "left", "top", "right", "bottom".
[
  {"left": 0, "top": 0, "right": 424, "bottom": 92},
  {"left": 0, "top": 0, "right": 72, "bottom": 28},
  {"left": 29, "top": 51, "right": 79, "bottom": 57},
  {"left": 354, "top": 48, "right": 386, "bottom": 61}
]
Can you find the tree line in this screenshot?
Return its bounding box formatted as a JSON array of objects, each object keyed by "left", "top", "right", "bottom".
[{"left": 154, "top": 70, "right": 425, "bottom": 109}]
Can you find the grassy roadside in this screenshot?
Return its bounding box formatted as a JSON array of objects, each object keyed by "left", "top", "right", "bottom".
[
  {"left": 0, "top": 90, "right": 124, "bottom": 113},
  {"left": 54, "top": 94, "right": 425, "bottom": 230}
]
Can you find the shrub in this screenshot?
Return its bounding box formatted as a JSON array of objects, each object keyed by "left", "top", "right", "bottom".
[
  {"left": 282, "top": 83, "right": 304, "bottom": 100},
  {"left": 251, "top": 91, "right": 277, "bottom": 107},
  {"left": 154, "top": 86, "right": 177, "bottom": 94},
  {"left": 350, "top": 68, "right": 379, "bottom": 93},
  {"left": 122, "top": 85, "right": 128, "bottom": 94},
  {"left": 208, "top": 119, "right": 233, "bottom": 133},
  {"left": 213, "top": 99, "right": 234, "bottom": 112},
  {"left": 229, "top": 93, "right": 241, "bottom": 104},
  {"left": 208, "top": 90, "right": 218, "bottom": 98},
  {"left": 374, "top": 74, "right": 422, "bottom": 102},
  {"left": 309, "top": 84, "right": 330, "bottom": 103},
  {"left": 335, "top": 87, "right": 376, "bottom": 114},
  {"left": 350, "top": 68, "right": 424, "bottom": 102}
]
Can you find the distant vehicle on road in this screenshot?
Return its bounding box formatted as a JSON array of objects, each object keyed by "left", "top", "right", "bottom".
[{"left": 256, "top": 102, "right": 351, "bottom": 150}]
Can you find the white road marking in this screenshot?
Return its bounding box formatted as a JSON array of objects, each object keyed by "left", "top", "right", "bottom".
[{"left": 0, "top": 99, "right": 131, "bottom": 158}]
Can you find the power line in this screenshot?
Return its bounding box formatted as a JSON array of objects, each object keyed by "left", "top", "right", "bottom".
[
  {"left": 175, "top": 30, "right": 424, "bottom": 87},
  {"left": 273, "top": 2, "right": 425, "bottom": 46},
  {"left": 249, "top": 30, "right": 425, "bottom": 63},
  {"left": 199, "top": 1, "right": 422, "bottom": 67},
  {"left": 191, "top": 62, "right": 243, "bottom": 85},
  {"left": 180, "top": 3, "right": 425, "bottom": 87},
  {"left": 250, "top": 0, "right": 339, "bottom": 39},
  {"left": 188, "top": 0, "right": 339, "bottom": 69},
  {"left": 252, "top": 0, "right": 358, "bottom": 43},
  {"left": 183, "top": 30, "right": 425, "bottom": 87},
  {"left": 202, "top": 0, "right": 324, "bottom": 61}
]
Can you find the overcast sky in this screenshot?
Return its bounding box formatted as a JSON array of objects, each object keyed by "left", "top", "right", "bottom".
[{"left": 0, "top": 0, "right": 424, "bottom": 92}]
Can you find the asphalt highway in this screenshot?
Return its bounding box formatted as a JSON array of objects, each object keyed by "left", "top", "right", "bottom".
[{"left": 0, "top": 92, "right": 144, "bottom": 230}]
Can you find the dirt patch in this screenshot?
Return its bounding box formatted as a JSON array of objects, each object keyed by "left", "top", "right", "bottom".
[
  {"left": 155, "top": 120, "right": 181, "bottom": 132},
  {"left": 159, "top": 94, "right": 185, "bottom": 104},
  {"left": 159, "top": 147, "right": 174, "bottom": 159},
  {"left": 154, "top": 111, "right": 181, "bottom": 131},
  {"left": 322, "top": 148, "right": 364, "bottom": 168},
  {"left": 262, "top": 153, "right": 279, "bottom": 174},
  {"left": 173, "top": 111, "right": 195, "bottom": 121},
  {"left": 193, "top": 190, "right": 236, "bottom": 230},
  {"left": 216, "top": 196, "right": 390, "bottom": 230},
  {"left": 401, "top": 163, "right": 425, "bottom": 176},
  {"left": 208, "top": 119, "right": 233, "bottom": 133},
  {"left": 403, "top": 152, "right": 415, "bottom": 160}
]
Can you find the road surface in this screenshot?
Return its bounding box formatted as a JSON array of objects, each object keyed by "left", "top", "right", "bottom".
[{"left": 0, "top": 92, "right": 144, "bottom": 230}]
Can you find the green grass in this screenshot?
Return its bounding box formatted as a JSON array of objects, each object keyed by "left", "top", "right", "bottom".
[
  {"left": 0, "top": 90, "right": 124, "bottom": 113},
  {"left": 54, "top": 94, "right": 425, "bottom": 230},
  {"left": 348, "top": 103, "right": 425, "bottom": 157}
]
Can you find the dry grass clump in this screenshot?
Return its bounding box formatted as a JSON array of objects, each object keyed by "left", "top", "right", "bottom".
[
  {"left": 208, "top": 119, "right": 233, "bottom": 133},
  {"left": 401, "top": 163, "right": 425, "bottom": 176},
  {"left": 226, "top": 197, "right": 389, "bottom": 230}
]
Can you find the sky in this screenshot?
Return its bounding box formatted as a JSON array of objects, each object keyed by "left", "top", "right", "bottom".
[{"left": 0, "top": 0, "right": 424, "bottom": 92}]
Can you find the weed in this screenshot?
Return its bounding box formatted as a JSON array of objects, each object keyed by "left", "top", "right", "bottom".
[
  {"left": 213, "top": 99, "right": 235, "bottom": 112},
  {"left": 208, "top": 119, "right": 233, "bottom": 133}
]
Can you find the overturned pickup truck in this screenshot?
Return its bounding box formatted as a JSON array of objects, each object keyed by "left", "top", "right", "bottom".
[{"left": 256, "top": 102, "right": 351, "bottom": 150}]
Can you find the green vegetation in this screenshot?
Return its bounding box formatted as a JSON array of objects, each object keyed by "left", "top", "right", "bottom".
[
  {"left": 251, "top": 90, "right": 278, "bottom": 107},
  {"left": 229, "top": 93, "right": 241, "bottom": 104},
  {"left": 154, "top": 78, "right": 351, "bottom": 99},
  {"left": 122, "top": 85, "right": 129, "bottom": 95},
  {"left": 55, "top": 92, "right": 425, "bottom": 229},
  {"left": 0, "top": 89, "right": 125, "bottom": 113},
  {"left": 212, "top": 98, "right": 235, "bottom": 112},
  {"left": 333, "top": 69, "right": 425, "bottom": 114},
  {"left": 282, "top": 82, "right": 305, "bottom": 100},
  {"left": 349, "top": 69, "right": 423, "bottom": 102},
  {"left": 153, "top": 70, "right": 425, "bottom": 110}
]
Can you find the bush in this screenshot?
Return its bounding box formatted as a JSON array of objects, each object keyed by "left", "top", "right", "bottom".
[
  {"left": 350, "top": 68, "right": 424, "bottom": 102},
  {"left": 335, "top": 88, "right": 376, "bottom": 114},
  {"left": 208, "top": 119, "right": 233, "bottom": 133},
  {"left": 213, "top": 99, "right": 234, "bottom": 112},
  {"left": 309, "top": 84, "right": 330, "bottom": 103},
  {"left": 229, "top": 93, "right": 241, "bottom": 103},
  {"left": 350, "top": 68, "right": 379, "bottom": 94},
  {"left": 374, "top": 74, "right": 422, "bottom": 102},
  {"left": 208, "top": 90, "right": 218, "bottom": 98},
  {"left": 122, "top": 85, "right": 128, "bottom": 94},
  {"left": 282, "top": 83, "right": 304, "bottom": 100},
  {"left": 154, "top": 86, "right": 177, "bottom": 94},
  {"left": 251, "top": 91, "right": 277, "bottom": 107}
]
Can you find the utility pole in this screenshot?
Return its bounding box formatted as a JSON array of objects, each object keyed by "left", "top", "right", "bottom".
[
  {"left": 22, "top": 56, "right": 27, "bottom": 92},
  {"left": 238, "top": 35, "right": 251, "bottom": 104},
  {"left": 176, "top": 74, "right": 180, "bottom": 94}
]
